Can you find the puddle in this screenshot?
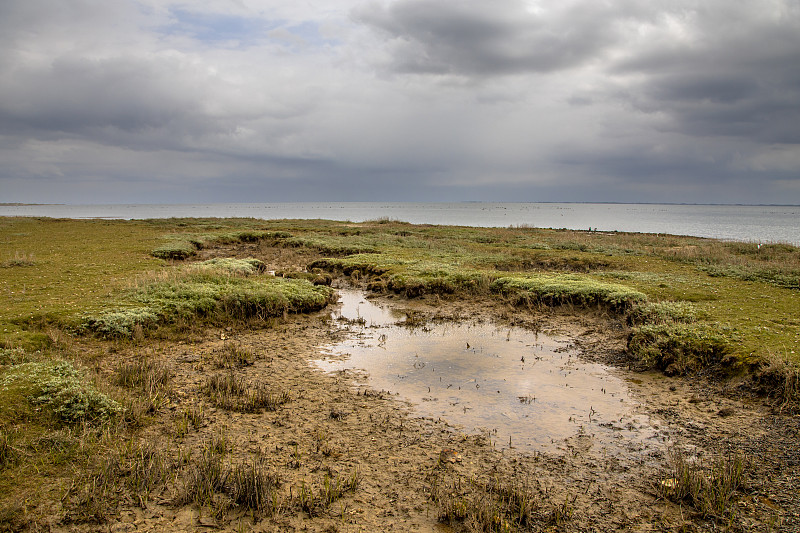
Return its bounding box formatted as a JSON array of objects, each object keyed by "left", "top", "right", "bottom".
[
  {"left": 316, "top": 290, "right": 665, "bottom": 453},
  {"left": 331, "top": 290, "right": 403, "bottom": 327}
]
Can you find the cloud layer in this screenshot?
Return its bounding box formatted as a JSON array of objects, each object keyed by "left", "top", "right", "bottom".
[{"left": 1, "top": 0, "right": 799, "bottom": 204}]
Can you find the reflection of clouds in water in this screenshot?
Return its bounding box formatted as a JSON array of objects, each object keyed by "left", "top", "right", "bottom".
[{"left": 316, "top": 291, "right": 665, "bottom": 454}]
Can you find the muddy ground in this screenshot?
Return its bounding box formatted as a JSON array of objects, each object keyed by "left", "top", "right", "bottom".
[{"left": 54, "top": 247, "right": 800, "bottom": 532}]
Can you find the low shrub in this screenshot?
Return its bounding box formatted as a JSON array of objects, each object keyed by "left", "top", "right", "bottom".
[
  {"left": 80, "top": 308, "right": 157, "bottom": 338},
  {"left": 0, "top": 360, "right": 120, "bottom": 424},
  {"left": 188, "top": 258, "right": 267, "bottom": 276}
]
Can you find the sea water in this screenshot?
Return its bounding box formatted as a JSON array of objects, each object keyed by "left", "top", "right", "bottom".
[{"left": 1, "top": 202, "right": 797, "bottom": 245}]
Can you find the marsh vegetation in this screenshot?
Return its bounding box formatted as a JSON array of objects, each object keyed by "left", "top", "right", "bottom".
[{"left": 1, "top": 216, "right": 798, "bottom": 531}]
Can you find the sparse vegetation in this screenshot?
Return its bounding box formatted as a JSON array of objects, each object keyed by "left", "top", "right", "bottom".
[
  {"left": 430, "top": 472, "right": 574, "bottom": 532},
  {"left": 658, "top": 449, "right": 748, "bottom": 521},
  {"left": 203, "top": 372, "right": 290, "bottom": 413}
]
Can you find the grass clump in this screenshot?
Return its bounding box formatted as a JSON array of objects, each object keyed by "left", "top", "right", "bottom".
[
  {"left": 203, "top": 373, "right": 290, "bottom": 413},
  {"left": 430, "top": 472, "right": 573, "bottom": 532},
  {"left": 228, "top": 457, "right": 282, "bottom": 516},
  {"left": 1, "top": 252, "right": 35, "bottom": 268},
  {"left": 82, "top": 272, "right": 335, "bottom": 338},
  {"left": 188, "top": 257, "right": 266, "bottom": 276},
  {"left": 151, "top": 241, "right": 196, "bottom": 260},
  {"left": 628, "top": 323, "right": 738, "bottom": 375},
  {"left": 1, "top": 360, "right": 120, "bottom": 424},
  {"left": 0, "top": 429, "right": 16, "bottom": 469},
  {"left": 659, "top": 449, "right": 748, "bottom": 521},
  {"left": 491, "top": 275, "right": 646, "bottom": 311},
  {"left": 115, "top": 357, "right": 172, "bottom": 413}
]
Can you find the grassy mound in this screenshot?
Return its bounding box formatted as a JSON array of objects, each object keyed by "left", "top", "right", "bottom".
[
  {"left": 82, "top": 267, "right": 335, "bottom": 338},
  {"left": 491, "top": 275, "right": 647, "bottom": 311}
]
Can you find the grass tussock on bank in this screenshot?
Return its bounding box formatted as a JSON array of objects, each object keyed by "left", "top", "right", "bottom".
[{"left": 81, "top": 264, "right": 335, "bottom": 338}]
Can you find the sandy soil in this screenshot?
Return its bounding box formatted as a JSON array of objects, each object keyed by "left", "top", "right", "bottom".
[{"left": 52, "top": 245, "right": 800, "bottom": 532}]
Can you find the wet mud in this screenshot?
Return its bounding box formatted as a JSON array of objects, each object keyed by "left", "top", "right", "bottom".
[{"left": 72, "top": 281, "right": 799, "bottom": 532}]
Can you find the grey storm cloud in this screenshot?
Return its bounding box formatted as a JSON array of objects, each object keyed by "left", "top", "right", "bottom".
[
  {"left": 0, "top": 0, "right": 799, "bottom": 204},
  {"left": 353, "top": 0, "right": 638, "bottom": 76},
  {"left": 605, "top": 3, "right": 800, "bottom": 146}
]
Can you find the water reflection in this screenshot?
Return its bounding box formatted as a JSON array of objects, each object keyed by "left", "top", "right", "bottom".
[{"left": 317, "top": 290, "right": 662, "bottom": 452}]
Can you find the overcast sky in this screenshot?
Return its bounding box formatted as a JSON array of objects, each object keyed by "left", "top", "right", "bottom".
[{"left": 1, "top": 0, "right": 799, "bottom": 204}]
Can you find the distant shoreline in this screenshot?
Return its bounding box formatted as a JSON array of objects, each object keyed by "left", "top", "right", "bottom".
[
  {"left": 1, "top": 201, "right": 798, "bottom": 207},
  {"left": 0, "top": 203, "right": 63, "bottom": 206}
]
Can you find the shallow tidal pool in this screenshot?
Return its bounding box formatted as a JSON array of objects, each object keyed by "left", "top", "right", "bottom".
[{"left": 315, "top": 290, "right": 666, "bottom": 453}]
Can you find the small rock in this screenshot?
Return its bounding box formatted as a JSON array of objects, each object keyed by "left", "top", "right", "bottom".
[{"left": 439, "top": 448, "right": 462, "bottom": 464}]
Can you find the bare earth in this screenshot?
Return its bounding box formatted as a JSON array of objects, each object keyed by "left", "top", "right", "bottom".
[{"left": 52, "top": 248, "right": 800, "bottom": 532}]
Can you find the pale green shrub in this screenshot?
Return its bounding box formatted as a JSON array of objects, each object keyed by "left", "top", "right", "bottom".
[
  {"left": 188, "top": 258, "right": 266, "bottom": 276},
  {"left": 1, "top": 360, "right": 120, "bottom": 423},
  {"left": 80, "top": 308, "right": 157, "bottom": 338}
]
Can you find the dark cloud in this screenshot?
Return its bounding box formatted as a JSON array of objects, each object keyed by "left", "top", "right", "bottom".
[
  {"left": 353, "top": 0, "right": 635, "bottom": 77},
  {"left": 606, "top": 3, "right": 800, "bottom": 145}
]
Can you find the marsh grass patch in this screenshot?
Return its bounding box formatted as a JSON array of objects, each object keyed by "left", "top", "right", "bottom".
[
  {"left": 628, "top": 300, "right": 707, "bottom": 326},
  {"left": 203, "top": 372, "right": 290, "bottom": 413},
  {"left": 81, "top": 270, "right": 335, "bottom": 338},
  {"left": 658, "top": 449, "right": 748, "bottom": 521},
  {"left": 491, "top": 275, "right": 646, "bottom": 311},
  {"left": 627, "top": 323, "right": 738, "bottom": 375}
]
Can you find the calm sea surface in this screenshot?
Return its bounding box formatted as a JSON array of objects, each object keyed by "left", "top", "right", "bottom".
[{"left": 1, "top": 202, "right": 797, "bottom": 245}]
